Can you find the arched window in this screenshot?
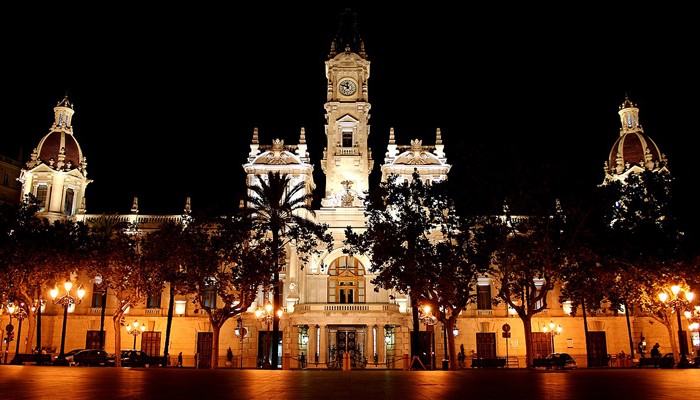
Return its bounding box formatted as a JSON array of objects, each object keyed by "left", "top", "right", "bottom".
[{"left": 327, "top": 256, "right": 365, "bottom": 303}]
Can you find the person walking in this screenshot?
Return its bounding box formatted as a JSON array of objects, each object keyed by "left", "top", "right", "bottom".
[{"left": 177, "top": 352, "right": 183, "bottom": 367}]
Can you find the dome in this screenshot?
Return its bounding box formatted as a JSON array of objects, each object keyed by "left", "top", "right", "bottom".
[
  {"left": 605, "top": 96, "right": 667, "bottom": 177},
  {"left": 27, "top": 95, "right": 86, "bottom": 173},
  {"left": 36, "top": 130, "right": 83, "bottom": 170},
  {"left": 607, "top": 131, "right": 662, "bottom": 172}
]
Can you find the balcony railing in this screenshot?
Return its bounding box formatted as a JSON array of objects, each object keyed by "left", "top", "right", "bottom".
[
  {"left": 294, "top": 303, "right": 400, "bottom": 313},
  {"left": 335, "top": 147, "right": 360, "bottom": 156}
]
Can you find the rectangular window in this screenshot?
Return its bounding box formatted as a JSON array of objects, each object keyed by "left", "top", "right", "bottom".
[
  {"left": 147, "top": 293, "right": 161, "bottom": 309},
  {"left": 203, "top": 287, "right": 216, "bottom": 309},
  {"left": 534, "top": 278, "right": 545, "bottom": 310},
  {"left": 477, "top": 285, "right": 491, "bottom": 310},
  {"left": 91, "top": 284, "right": 105, "bottom": 308},
  {"left": 342, "top": 131, "right": 353, "bottom": 147},
  {"left": 36, "top": 185, "right": 48, "bottom": 210},
  {"left": 64, "top": 188, "right": 74, "bottom": 216}
]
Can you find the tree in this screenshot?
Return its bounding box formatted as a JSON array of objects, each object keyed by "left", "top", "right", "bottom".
[
  {"left": 0, "top": 195, "right": 89, "bottom": 355},
  {"left": 344, "top": 171, "right": 495, "bottom": 368},
  {"left": 421, "top": 210, "right": 501, "bottom": 370},
  {"left": 490, "top": 200, "right": 567, "bottom": 368},
  {"left": 139, "top": 218, "right": 193, "bottom": 365},
  {"left": 84, "top": 216, "right": 163, "bottom": 368},
  {"left": 344, "top": 172, "right": 436, "bottom": 358},
  {"left": 243, "top": 172, "right": 332, "bottom": 369},
  {"left": 173, "top": 213, "right": 271, "bottom": 369},
  {"left": 599, "top": 169, "right": 694, "bottom": 364}
]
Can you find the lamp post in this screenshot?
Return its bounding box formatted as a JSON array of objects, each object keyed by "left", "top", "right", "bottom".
[
  {"left": 542, "top": 321, "right": 563, "bottom": 353},
  {"left": 50, "top": 279, "right": 85, "bottom": 366},
  {"left": 2, "top": 302, "right": 16, "bottom": 364},
  {"left": 125, "top": 319, "right": 146, "bottom": 349},
  {"left": 234, "top": 316, "right": 247, "bottom": 368},
  {"left": 9, "top": 302, "right": 28, "bottom": 365},
  {"left": 419, "top": 304, "right": 437, "bottom": 370},
  {"left": 255, "top": 302, "right": 282, "bottom": 368},
  {"left": 659, "top": 285, "right": 694, "bottom": 368}
]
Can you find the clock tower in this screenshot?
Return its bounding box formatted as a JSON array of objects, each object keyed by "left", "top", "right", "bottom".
[{"left": 320, "top": 11, "right": 373, "bottom": 207}]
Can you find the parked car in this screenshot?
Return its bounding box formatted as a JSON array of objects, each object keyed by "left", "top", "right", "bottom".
[
  {"left": 55, "top": 348, "right": 87, "bottom": 366},
  {"left": 116, "top": 350, "right": 165, "bottom": 367},
  {"left": 542, "top": 352, "right": 577, "bottom": 369},
  {"left": 73, "top": 349, "right": 112, "bottom": 366}
]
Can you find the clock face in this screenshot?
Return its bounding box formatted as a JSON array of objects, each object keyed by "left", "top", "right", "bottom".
[{"left": 338, "top": 79, "right": 357, "bottom": 96}]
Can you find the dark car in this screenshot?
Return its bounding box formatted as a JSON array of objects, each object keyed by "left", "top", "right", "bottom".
[
  {"left": 117, "top": 350, "right": 165, "bottom": 367},
  {"left": 55, "top": 348, "right": 87, "bottom": 366},
  {"left": 544, "top": 352, "right": 577, "bottom": 369},
  {"left": 73, "top": 349, "right": 112, "bottom": 366}
]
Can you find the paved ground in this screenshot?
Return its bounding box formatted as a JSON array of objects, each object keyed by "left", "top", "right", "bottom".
[{"left": 1, "top": 365, "right": 698, "bottom": 400}]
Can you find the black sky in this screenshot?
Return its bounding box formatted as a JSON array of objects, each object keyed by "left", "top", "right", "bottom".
[{"left": 2, "top": 5, "right": 698, "bottom": 229}]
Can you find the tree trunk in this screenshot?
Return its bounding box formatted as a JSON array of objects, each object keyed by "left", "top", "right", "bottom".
[
  {"left": 211, "top": 321, "right": 221, "bottom": 369},
  {"left": 582, "top": 299, "right": 591, "bottom": 366},
  {"left": 35, "top": 286, "right": 42, "bottom": 355},
  {"left": 665, "top": 319, "right": 678, "bottom": 363},
  {"left": 624, "top": 300, "right": 635, "bottom": 359},
  {"left": 446, "top": 317, "right": 458, "bottom": 370},
  {"left": 410, "top": 300, "right": 420, "bottom": 357},
  {"left": 164, "top": 283, "right": 175, "bottom": 362},
  {"left": 522, "top": 315, "right": 534, "bottom": 368},
  {"left": 112, "top": 308, "right": 126, "bottom": 368},
  {"left": 271, "top": 230, "right": 281, "bottom": 369}
]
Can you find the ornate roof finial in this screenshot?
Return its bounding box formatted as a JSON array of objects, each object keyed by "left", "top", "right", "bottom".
[
  {"left": 299, "top": 127, "right": 306, "bottom": 144},
  {"left": 252, "top": 127, "right": 259, "bottom": 144},
  {"left": 131, "top": 196, "right": 139, "bottom": 214},
  {"left": 184, "top": 196, "right": 191, "bottom": 214},
  {"left": 389, "top": 127, "right": 395, "bottom": 144},
  {"left": 435, "top": 128, "right": 442, "bottom": 145}
]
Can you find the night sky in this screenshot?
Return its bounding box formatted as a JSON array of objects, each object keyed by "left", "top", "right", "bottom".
[{"left": 3, "top": 6, "right": 698, "bottom": 231}]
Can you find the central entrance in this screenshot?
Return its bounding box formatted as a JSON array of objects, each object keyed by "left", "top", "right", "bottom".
[{"left": 327, "top": 325, "right": 368, "bottom": 369}]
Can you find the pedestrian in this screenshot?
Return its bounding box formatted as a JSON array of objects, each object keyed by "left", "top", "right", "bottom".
[
  {"left": 637, "top": 338, "right": 647, "bottom": 358},
  {"left": 177, "top": 352, "right": 183, "bottom": 367},
  {"left": 651, "top": 343, "right": 661, "bottom": 358}
]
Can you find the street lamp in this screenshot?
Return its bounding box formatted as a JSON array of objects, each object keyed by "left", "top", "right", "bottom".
[
  {"left": 50, "top": 279, "right": 85, "bottom": 366},
  {"left": 2, "top": 302, "right": 17, "bottom": 364},
  {"left": 255, "top": 302, "right": 282, "bottom": 368},
  {"left": 659, "top": 285, "right": 695, "bottom": 368},
  {"left": 125, "top": 319, "right": 146, "bottom": 349},
  {"left": 9, "top": 302, "right": 28, "bottom": 365},
  {"left": 419, "top": 304, "right": 437, "bottom": 370},
  {"left": 542, "top": 321, "right": 563, "bottom": 353}
]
